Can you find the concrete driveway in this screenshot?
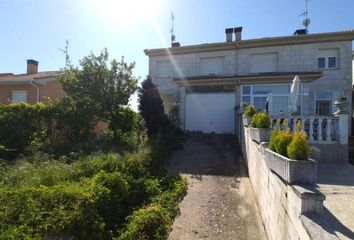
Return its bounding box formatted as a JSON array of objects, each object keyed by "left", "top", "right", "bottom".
[{"left": 166, "top": 134, "right": 267, "bottom": 240}]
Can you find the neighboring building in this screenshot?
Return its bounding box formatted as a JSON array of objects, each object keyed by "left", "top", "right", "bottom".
[
  {"left": 0, "top": 60, "right": 65, "bottom": 104},
  {"left": 145, "top": 28, "right": 354, "bottom": 134}
]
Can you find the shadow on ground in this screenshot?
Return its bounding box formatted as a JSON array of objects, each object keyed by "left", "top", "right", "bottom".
[
  {"left": 166, "top": 134, "right": 246, "bottom": 177},
  {"left": 306, "top": 208, "right": 354, "bottom": 240}
]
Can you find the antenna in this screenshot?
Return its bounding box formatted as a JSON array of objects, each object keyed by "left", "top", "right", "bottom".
[
  {"left": 58, "top": 40, "right": 70, "bottom": 68},
  {"left": 300, "top": 0, "right": 311, "bottom": 33},
  {"left": 170, "top": 11, "right": 176, "bottom": 44}
]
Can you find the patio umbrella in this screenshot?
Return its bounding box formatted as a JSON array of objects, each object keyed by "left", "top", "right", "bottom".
[{"left": 289, "top": 75, "right": 300, "bottom": 114}]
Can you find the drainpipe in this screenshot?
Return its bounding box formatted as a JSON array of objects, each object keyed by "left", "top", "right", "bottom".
[{"left": 30, "top": 80, "right": 40, "bottom": 102}]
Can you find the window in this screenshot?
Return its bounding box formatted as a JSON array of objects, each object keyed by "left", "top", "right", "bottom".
[
  {"left": 249, "top": 53, "right": 278, "bottom": 73},
  {"left": 318, "top": 49, "right": 339, "bottom": 69},
  {"left": 318, "top": 58, "right": 325, "bottom": 68},
  {"left": 328, "top": 57, "right": 336, "bottom": 68},
  {"left": 253, "top": 96, "right": 268, "bottom": 112},
  {"left": 11, "top": 91, "right": 27, "bottom": 103},
  {"left": 316, "top": 101, "right": 331, "bottom": 116},
  {"left": 199, "top": 57, "right": 225, "bottom": 75},
  {"left": 315, "top": 91, "right": 333, "bottom": 116},
  {"left": 242, "top": 84, "right": 295, "bottom": 116},
  {"left": 241, "top": 86, "right": 251, "bottom": 104}
]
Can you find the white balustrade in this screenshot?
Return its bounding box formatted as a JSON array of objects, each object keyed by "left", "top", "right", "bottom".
[{"left": 270, "top": 116, "right": 339, "bottom": 144}]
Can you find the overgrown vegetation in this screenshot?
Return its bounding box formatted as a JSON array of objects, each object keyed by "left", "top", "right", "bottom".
[
  {"left": 0, "top": 50, "right": 187, "bottom": 239},
  {"left": 59, "top": 49, "right": 138, "bottom": 139}
]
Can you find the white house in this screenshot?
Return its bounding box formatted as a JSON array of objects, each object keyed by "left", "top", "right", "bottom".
[{"left": 144, "top": 28, "right": 354, "bottom": 135}]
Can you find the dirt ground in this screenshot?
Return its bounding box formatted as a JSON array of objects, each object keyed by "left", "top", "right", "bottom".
[{"left": 166, "top": 134, "right": 267, "bottom": 240}]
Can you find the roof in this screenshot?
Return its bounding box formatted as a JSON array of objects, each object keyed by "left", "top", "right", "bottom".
[
  {"left": 0, "top": 71, "right": 61, "bottom": 85},
  {"left": 144, "top": 30, "right": 354, "bottom": 57},
  {"left": 173, "top": 71, "right": 323, "bottom": 86}
]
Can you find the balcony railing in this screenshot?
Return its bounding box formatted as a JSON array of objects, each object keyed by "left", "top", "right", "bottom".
[{"left": 271, "top": 116, "right": 339, "bottom": 144}]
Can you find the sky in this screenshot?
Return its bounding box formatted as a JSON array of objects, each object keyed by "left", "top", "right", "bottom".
[{"left": 0, "top": 0, "right": 353, "bottom": 109}]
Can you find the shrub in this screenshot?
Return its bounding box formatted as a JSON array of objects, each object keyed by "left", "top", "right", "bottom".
[
  {"left": 269, "top": 129, "right": 293, "bottom": 157},
  {"left": 138, "top": 76, "right": 169, "bottom": 135},
  {"left": 117, "top": 204, "right": 170, "bottom": 240},
  {"left": 243, "top": 105, "right": 256, "bottom": 117},
  {"left": 251, "top": 112, "right": 271, "bottom": 128},
  {"left": 287, "top": 131, "right": 311, "bottom": 160}
]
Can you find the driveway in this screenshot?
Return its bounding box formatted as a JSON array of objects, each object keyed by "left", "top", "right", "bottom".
[{"left": 166, "top": 134, "right": 267, "bottom": 240}]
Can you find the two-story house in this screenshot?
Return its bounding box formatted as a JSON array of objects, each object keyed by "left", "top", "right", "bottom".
[
  {"left": 0, "top": 60, "right": 65, "bottom": 104},
  {"left": 145, "top": 28, "right": 354, "bottom": 135}
]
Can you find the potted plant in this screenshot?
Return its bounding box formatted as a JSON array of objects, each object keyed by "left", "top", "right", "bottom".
[
  {"left": 334, "top": 95, "right": 347, "bottom": 115},
  {"left": 264, "top": 122, "right": 317, "bottom": 184},
  {"left": 242, "top": 105, "right": 256, "bottom": 127},
  {"left": 249, "top": 112, "right": 271, "bottom": 143}
]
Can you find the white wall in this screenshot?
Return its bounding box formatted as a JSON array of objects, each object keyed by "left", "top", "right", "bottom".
[
  {"left": 148, "top": 40, "right": 353, "bottom": 125},
  {"left": 240, "top": 127, "right": 337, "bottom": 240}
]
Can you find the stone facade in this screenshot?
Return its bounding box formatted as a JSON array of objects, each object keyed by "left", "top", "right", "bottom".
[
  {"left": 145, "top": 31, "right": 354, "bottom": 133},
  {"left": 240, "top": 126, "right": 338, "bottom": 240}
]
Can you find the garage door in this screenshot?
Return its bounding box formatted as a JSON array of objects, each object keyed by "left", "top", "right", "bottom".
[{"left": 185, "top": 93, "right": 235, "bottom": 134}]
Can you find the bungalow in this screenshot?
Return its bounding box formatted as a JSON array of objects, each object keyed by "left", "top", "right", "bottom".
[
  {"left": 144, "top": 28, "right": 354, "bottom": 135},
  {"left": 0, "top": 60, "right": 65, "bottom": 104}
]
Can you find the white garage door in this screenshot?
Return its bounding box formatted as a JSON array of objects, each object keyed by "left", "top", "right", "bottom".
[{"left": 185, "top": 93, "right": 235, "bottom": 134}]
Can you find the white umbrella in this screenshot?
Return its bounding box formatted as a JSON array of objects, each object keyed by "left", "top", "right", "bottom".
[{"left": 289, "top": 76, "right": 300, "bottom": 114}]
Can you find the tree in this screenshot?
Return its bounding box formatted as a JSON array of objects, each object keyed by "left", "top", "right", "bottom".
[
  {"left": 59, "top": 49, "right": 138, "bottom": 138},
  {"left": 138, "top": 76, "right": 168, "bottom": 135}
]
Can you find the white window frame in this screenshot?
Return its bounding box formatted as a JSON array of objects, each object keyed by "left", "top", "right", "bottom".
[
  {"left": 317, "top": 49, "right": 339, "bottom": 70},
  {"left": 241, "top": 84, "right": 303, "bottom": 117},
  {"left": 11, "top": 90, "right": 27, "bottom": 103}
]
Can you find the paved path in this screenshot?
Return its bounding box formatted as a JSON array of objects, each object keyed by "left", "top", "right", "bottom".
[
  {"left": 166, "top": 135, "right": 267, "bottom": 240},
  {"left": 317, "top": 163, "right": 354, "bottom": 240}
]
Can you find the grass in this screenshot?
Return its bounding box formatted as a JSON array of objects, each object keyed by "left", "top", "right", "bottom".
[{"left": 0, "top": 133, "right": 187, "bottom": 239}]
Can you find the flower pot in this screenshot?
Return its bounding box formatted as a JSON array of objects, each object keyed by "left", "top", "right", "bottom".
[
  {"left": 264, "top": 148, "right": 318, "bottom": 184},
  {"left": 333, "top": 100, "right": 348, "bottom": 115},
  {"left": 249, "top": 127, "right": 271, "bottom": 143},
  {"left": 242, "top": 116, "right": 252, "bottom": 127}
]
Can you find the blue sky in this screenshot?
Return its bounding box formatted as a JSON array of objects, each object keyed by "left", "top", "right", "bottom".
[{"left": 0, "top": 0, "right": 353, "bottom": 108}]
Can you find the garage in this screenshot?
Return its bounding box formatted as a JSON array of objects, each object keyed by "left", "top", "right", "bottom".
[{"left": 185, "top": 93, "right": 235, "bottom": 134}]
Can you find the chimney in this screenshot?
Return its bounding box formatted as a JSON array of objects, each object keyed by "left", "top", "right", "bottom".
[
  {"left": 27, "top": 59, "right": 38, "bottom": 74},
  {"left": 225, "top": 28, "right": 233, "bottom": 42},
  {"left": 293, "top": 29, "right": 307, "bottom": 35},
  {"left": 171, "top": 42, "right": 180, "bottom": 47},
  {"left": 234, "top": 27, "right": 243, "bottom": 41}
]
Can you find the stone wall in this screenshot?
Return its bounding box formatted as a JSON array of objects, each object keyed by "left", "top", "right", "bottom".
[{"left": 239, "top": 127, "right": 338, "bottom": 240}]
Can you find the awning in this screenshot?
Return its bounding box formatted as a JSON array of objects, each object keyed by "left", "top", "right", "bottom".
[{"left": 174, "top": 71, "right": 322, "bottom": 87}]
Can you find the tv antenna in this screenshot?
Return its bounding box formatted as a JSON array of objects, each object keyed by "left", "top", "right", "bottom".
[
  {"left": 170, "top": 11, "right": 176, "bottom": 44},
  {"left": 299, "top": 0, "right": 311, "bottom": 33},
  {"left": 58, "top": 40, "right": 70, "bottom": 68}
]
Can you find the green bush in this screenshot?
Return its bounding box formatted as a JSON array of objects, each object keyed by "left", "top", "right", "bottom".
[
  {"left": 118, "top": 176, "right": 187, "bottom": 240},
  {"left": 287, "top": 131, "right": 311, "bottom": 160},
  {"left": 251, "top": 112, "right": 271, "bottom": 128},
  {"left": 117, "top": 204, "right": 170, "bottom": 240},
  {"left": 0, "top": 129, "right": 187, "bottom": 239},
  {"left": 243, "top": 105, "right": 256, "bottom": 117},
  {"left": 269, "top": 129, "right": 293, "bottom": 158}
]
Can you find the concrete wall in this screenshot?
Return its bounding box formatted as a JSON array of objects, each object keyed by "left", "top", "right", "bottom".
[{"left": 239, "top": 127, "right": 337, "bottom": 240}]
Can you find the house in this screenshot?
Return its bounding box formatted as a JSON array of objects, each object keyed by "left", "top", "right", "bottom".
[
  {"left": 0, "top": 60, "right": 65, "bottom": 104},
  {"left": 144, "top": 28, "right": 354, "bottom": 135}
]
